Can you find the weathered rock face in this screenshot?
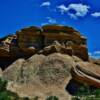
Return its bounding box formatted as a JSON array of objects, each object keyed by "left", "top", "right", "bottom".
[
  {"left": 0, "top": 47, "right": 20, "bottom": 70},
  {"left": 3, "top": 53, "right": 74, "bottom": 99},
  {"left": 72, "top": 45, "right": 88, "bottom": 61},
  {"left": 0, "top": 25, "right": 88, "bottom": 69},
  {"left": 3, "top": 59, "right": 25, "bottom": 81},
  {"left": 42, "top": 25, "right": 86, "bottom": 46},
  {"left": 18, "top": 25, "right": 88, "bottom": 60},
  {"left": 16, "top": 26, "right": 43, "bottom": 49},
  {"left": 0, "top": 35, "right": 19, "bottom": 69},
  {"left": 2, "top": 53, "right": 100, "bottom": 98},
  {"left": 39, "top": 41, "right": 73, "bottom": 56},
  {"left": 72, "top": 62, "right": 100, "bottom": 88},
  {"left": 37, "top": 53, "right": 74, "bottom": 87},
  {"left": 17, "top": 25, "right": 88, "bottom": 61}
]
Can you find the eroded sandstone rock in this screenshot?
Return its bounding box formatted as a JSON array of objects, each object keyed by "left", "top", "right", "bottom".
[
  {"left": 0, "top": 25, "right": 89, "bottom": 69},
  {"left": 72, "top": 62, "right": 100, "bottom": 88},
  {"left": 3, "top": 53, "right": 74, "bottom": 99}
]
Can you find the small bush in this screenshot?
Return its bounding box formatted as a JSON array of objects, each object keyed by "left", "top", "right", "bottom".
[
  {"left": 23, "top": 97, "right": 30, "bottom": 100},
  {"left": 73, "top": 85, "right": 100, "bottom": 100},
  {"left": 34, "top": 96, "right": 39, "bottom": 100},
  {"left": 0, "top": 91, "right": 11, "bottom": 100},
  {"left": 0, "top": 78, "right": 7, "bottom": 92},
  {"left": 94, "top": 89, "right": 100, "bottom": 97},
  {"left": 0, "top": 78, "right": 20, "bottom": 100},
  {"left": 46, "top": 96, "right": 59, "bottom": 100}
]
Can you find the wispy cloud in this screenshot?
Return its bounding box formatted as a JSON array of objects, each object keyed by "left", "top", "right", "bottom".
[
  {"left": 41, "top": 17, "right": 57, "bottom": 26},
  {"left": 57, "top": 5, "right": 68, "bottom": 14},
  {"left": 41, "top": 23, "right": 48, "bottom": 26},
  {"left": 47, "top": 17, "right": 57, "bottom": 24},
  {"left": 94, "top": 51, "right": 100, "bottom": 54},
  {"left": 88, "top": 52, "right": 92, "bottom": 56},
  {"left": 57, "top": 3, "right": 90, "bottom": 19},
  {"left": 89, "top": 51, "right": 100, "bottom": 59},
  {"left": 91, "top": 12, "right": 100, "bottom": 17},
  {"left": 40, "top": 1, "right": 51, "bottom": 7}
]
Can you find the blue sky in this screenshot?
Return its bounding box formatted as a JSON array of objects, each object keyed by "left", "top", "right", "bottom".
[{"left": 0, "top": 0, "right": 100, "bottom": 58}]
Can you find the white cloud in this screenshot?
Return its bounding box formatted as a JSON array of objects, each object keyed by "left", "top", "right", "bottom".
[
  {"left": 67, "top": 13, "right": 77, "bottom": 19},
  {"left": 41, "top": 17, "right": 57, "bottom": 26},
  {"left": 91, "top": 12, "right": 100, "bottom": 17},
  {"left": 68, "top": 4, "right": 90, "bottom": 18},
  {"left": 40, "top": 1, "right": 51, "bottom": 7},
  {"left": 57, "top": 5, "right": 68, "bottom": 14},
  {"left": 47, "top": 17, "right": 57, "bottom": 23},
  {"left": 89, "top": 51, "right": 100, "bottom": 59},
  {"left": 41, "top": 23, "right": 48, "bottom": 26},
  {"left": 57, "top": 3, "right": 90, "bottom": 19},
  {"left": 88, "top": 52, "right": 92, "bottom": 56},
  {"left": 94, "top": 51, "right": 100, "bottom": 54}
]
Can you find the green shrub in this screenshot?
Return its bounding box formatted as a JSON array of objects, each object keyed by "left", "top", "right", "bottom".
[
  {"left": 0, "top": 78, "right": 20, "bottom": 100},
  {"left": 0, "top": 91, "right": 11, "bottom": 100},
  {"left": 73, "top": 85, "right": 100, "bottom": 100},
  {"left": 94, "top": 89, "right": 100, "bottom": 97},
  {"left": 22, "top": 97, "right": 30, "bottom": 100},
  {"left": 46, "top": 96, "right": 59, "bottom": 100},
  {"left": 34, "top": 96, "right": 39, "bottom": 100},
  {"left": 75, "top": 85, "right": 90, "bottom": 96},
  {"left": 0, "top": 78, "right": 7, "bottom": 92}
]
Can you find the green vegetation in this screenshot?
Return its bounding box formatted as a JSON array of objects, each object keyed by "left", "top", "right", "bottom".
[
  {"left": 1, "top": 78, "right": 100, "bottom": 100},
  {"left": 22, "top": 97, "right": 30, "bottom": 100},
  {"left": 33, "top": 96, "right": 39, "bottom": 100},
  {"left": 46, "top": 96, "right": 59, "bottom": 100},
  {"left": 0, "top": 78, "right": 19, "bottom": 100},
  {"left": 72, "top": 85, "right": 100, "bottom": 100},
  {"left": 0, "top": 78, "right": 60, "bottom": 100},
  {"left": 0, "top": 78, "right": 7, "bottom": 92}
]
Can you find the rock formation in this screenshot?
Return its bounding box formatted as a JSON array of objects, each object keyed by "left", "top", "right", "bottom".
[
  {"left": 2, "top": 52, "right": 100, "bottom": 99},
  {"left": 0, "top": 25, "right": 100, "bottom": 99},
  {"left": 0, "top": 25, "right": 89, "bottom": 69},
  {"left": 72, "top": 62, "right": 100, "bottom": 88},
  {"left": 3, "top": 53, "right": 74, "bottom": 99}
]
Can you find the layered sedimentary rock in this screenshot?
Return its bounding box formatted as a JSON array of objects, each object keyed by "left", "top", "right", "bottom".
[
  {"left": 0, "top": 35, "right": 17, "bottom": 70},
  {"left": 16, "top": 26, "right": 43, "bottom": 49},
  {"left": 0, "top": 25, "right": 89, "bottom": 69},
  {"left": 72, "top": 62, "right": 100, "bottom": 88},
  {"left": 16, "top": 25, "right": 88, "bottom": 60},
  {"left": 42, "top": 25, "right": 88, "bottom": 60}
]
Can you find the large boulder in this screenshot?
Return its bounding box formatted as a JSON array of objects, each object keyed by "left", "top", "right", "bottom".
[
  {"left": 72, "top": 62, "right": 100, "bottom": 88},
  {"left": 37, "top": 53, "right": 74, "bottom": 88},
  {"left": 3, "top": 53, "right": 74, "bottom": 99}
]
